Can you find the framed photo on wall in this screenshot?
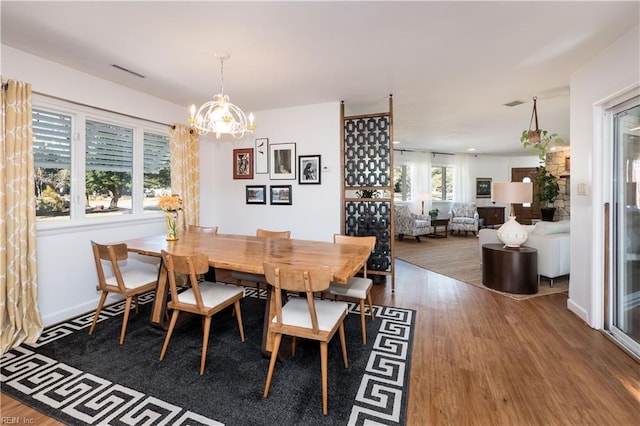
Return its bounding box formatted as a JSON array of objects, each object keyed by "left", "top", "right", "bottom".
[
  {"left": 270, "top": 185, "right": 292, "bottom": 205},
  {"left": 255, "top": 138, "right": 269, "bottom": 174},
  {"left": 233, "top": 148, "right": 253, "bottom": 179},
  {"left": 246, "top": 185, "right": 266, "bottom": 204},
  {"left": 298, "top": 155, "right": 321, "bottom": 184},
  {"left": 269, "top": 143, "right": 296, "bottom": 180},
  {"left": 476, "top": 177, "right": 492, "bottom": 198}
]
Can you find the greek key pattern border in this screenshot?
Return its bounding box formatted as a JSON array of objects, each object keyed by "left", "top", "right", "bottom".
[{"left": 1, "top": 290, "right": 413, "bottom": 425}]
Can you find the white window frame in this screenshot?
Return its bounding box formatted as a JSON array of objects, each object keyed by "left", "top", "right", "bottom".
[{"left": 33, "top": 95, "right": 168, "bottom": 235}]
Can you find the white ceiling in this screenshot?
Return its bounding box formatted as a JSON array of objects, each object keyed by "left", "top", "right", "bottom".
[{"left": 2, "top": 1, "right": 639, "bottom": 156}]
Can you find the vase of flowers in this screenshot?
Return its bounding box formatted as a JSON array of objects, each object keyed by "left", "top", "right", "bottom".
[{"left": 157, "top": 194, "right": 183, "bottom": 241}]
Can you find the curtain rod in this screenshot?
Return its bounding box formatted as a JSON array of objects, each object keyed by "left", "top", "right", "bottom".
[{"left": 33, "top": 90, "right": 175, "bottom": 129}]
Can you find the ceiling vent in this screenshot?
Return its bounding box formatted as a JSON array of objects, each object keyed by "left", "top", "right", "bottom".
[
  {"left": 503, "top": 100, "right": 525, "bottom": 107},
  {"left": 111, "top": 64, "right": 145, "bottom": 78}
]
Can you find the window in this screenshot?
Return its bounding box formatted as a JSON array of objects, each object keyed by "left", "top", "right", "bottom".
[
  {"left": 85, "top": 120, "right": 133, "bottom": 215},
  {"left": 143, "top": 132, "right": 171, "bottom": 209},
  {"left": 33, "top": 96, "right": 170, "bottom": 225},
  {"left": 394, "top": 165, "right": 412, "bottom": 201},
  {"left": 431, "top": 166, "right": 453, "bottom": 200},
  {"left": 33, "top": 109, "right": 72, "bottom": 220}
]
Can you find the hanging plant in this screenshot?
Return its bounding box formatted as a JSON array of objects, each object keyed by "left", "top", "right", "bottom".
[{"left": 520, "top": 97, "right": 564, "bottom": 162}]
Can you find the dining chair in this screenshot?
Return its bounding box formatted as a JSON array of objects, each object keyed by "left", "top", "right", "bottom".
[
  {"left": 188, "top": 225, "right": 219, "bottom": 281},
  {"left": 262, "top": 261, "right": 348, "bottom": 415},
  {"left": 325, "top": 234, "right": 376, "bottom": 345},
  {"left": 159, "top": 250, "right": 245, "bottom": 375},
  {"left": 89, "top": 241, "right": 159, "bottom": 345},
  {"left": 231, "top": 228, "right": 291, "bottom": 293},
  {"left": 188, "top": 225, "right": 219, "bottom": 234}
]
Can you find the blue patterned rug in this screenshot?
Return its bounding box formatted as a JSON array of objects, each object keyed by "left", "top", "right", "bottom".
[{"left": 1, "top": 289, "right": 415, "bottom": 425}]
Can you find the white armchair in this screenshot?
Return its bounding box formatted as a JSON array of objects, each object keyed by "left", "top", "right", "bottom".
[
  {"left": 394, "top": 204, "right": 433, "bottom": 242},
  {"left": 448, "top": 202, "right": 480, "bottom": 236}
]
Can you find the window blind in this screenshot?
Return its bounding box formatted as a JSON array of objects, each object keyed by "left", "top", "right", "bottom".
[
  {"left": 86, "top": 120, "right": 133, "bottom": 172},
  {"left": 33, "top": 109, "right": 72, "bottom": 168}
]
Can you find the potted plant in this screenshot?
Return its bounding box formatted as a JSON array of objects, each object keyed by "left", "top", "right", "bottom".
[
  {"left": 428, "top": 208, "right": 439, "bottom": 219},
  {"left": 520, "top": 128, "right": 564, "bottom": 221},
  {"left": 355, "top": 189, "right": 386, "bottom": 283}
]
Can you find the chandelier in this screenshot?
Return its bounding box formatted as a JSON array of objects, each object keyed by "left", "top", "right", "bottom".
[{"left": 188, "top": 53, "right": 255, "bottom": 139}]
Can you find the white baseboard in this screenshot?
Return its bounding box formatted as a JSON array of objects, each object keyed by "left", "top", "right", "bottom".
[
  {"left": 567, "top": 297, "right": 590, "bottom": 326},
  {"left": 41, "top": 294, "right": 124, "bottom": 327}
]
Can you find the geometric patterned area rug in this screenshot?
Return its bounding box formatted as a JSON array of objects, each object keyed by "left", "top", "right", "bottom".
[
  {"left": 395, "top": 235, "right": 569, "bottom": 300},
  {"left": 1, "top": 289, "right": 415, "bottom": 425}
]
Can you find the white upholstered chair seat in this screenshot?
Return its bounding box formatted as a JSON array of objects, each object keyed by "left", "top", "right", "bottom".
[
  {"left": 452, "top": 217, "right": 477, "bottom": 225},
  {"left": 177, "top": 282, "right": 244, "bottom": 307},
  {"left": 275, "top": 298, "right": 348, "bottom": 332},
  {"left": 327, "top": 277, "right": 372, "bottom": 300},
  {"left": 105, "top": 270, "right": 158, "bottom": 290}
]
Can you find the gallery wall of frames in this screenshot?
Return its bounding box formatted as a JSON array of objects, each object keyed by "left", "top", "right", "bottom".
[{"left": 235, "top": 139, "right": 322, "bottom": 206}]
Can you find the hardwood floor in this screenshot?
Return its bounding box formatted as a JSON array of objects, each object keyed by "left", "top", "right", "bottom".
[{"left": 2, "top": 260, "right": 640, "bottom": 425}]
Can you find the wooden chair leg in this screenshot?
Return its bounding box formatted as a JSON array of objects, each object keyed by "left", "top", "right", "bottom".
[
  {"left": 320, "top": 341, "right": 329, "bottom": 415},
  {"left": 359, "top": 300, "right": 367, "bottom": 345},
  {"left": 119, "top": 297, "right": 134, "bottom": 345},
  {"left": 234, "top": 301, "right": 245, "bottom": 342},
  {"left": 264, "top": 333, "right": 282, "bottom": 398},
  {"left": 339, "top": 323, "right": 348, "bottom": 368},
  {"left": 160, "top": 310, "right": 180, "bottom": 361},
  {"left": 89, "top": 291, "right": 108, "bottom": 335},
  {"left": 200, "top": 316, "right": 212, "bottom": 375},
  {"left": 134, "top": 294, "right": 140, "bottom": 313},
  {"left": 291, "top": 336, "right": 297, "bottom": 357},
  {"left": 367, "top": 292, "right": 375, "bottom": 321}
]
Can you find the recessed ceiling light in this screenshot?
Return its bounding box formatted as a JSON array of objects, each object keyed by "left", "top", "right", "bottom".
[
  {"left": 467, "top": 148, "right": 476, "bottom": 152},
  {"left": 393, "top": 140, "right": 400, "bottom": 144}
]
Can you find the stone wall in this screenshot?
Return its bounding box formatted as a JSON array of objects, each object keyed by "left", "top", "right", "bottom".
[{"left": 545, "top": 150, "right": 571, "bottom": 221}]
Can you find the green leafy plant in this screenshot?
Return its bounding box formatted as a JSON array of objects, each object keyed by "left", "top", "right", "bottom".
[
  {"left": 428, "top": 208, "right": 439, "bottom": 217},
  {"left": 520, "top": 128, "right": 563, "bottom": 207},
  {"left": 534, "top": 166, "right": 560, "bottom": 206},
  {"left": 355, "top": 189, "right": 380, "bottom": 198},
  {"left": 520, "top": 129, "right": 564, "bottom": 163}
]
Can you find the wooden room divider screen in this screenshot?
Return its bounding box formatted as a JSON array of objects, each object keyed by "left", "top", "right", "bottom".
[{"left": 340, "top": 96, "right": 395, "bottom": 291}]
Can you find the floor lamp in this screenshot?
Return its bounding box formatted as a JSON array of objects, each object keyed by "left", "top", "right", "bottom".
[{"left": 491, "top": 182, "right": 533, "bottom": 248}]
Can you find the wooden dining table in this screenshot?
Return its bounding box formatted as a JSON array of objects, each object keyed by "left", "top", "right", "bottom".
[{"left": 120, "top": 231, "right": 371, "bottom": 356}]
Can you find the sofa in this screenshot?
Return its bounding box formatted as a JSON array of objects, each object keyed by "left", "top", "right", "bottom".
[
  {"left": 478, "top": 220, "right": 570, "bottom": 286},
  {"left": 449, "top": 202, "right": 480, "bottom": 236},
  {"left": 394, "top": 204, "right": 433, "bottom": 242}
]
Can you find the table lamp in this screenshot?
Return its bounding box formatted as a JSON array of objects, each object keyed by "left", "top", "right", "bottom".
[{"left": 491, "top": 182, "right": 533, "bottom": 248}]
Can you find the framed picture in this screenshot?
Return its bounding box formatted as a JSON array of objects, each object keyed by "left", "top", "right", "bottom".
[
  {"left": 270, "top": 185, "right": 292, "bottom": 205},
  {"left": 298, "top": 155, "right": 321, "bottom": 184},
  {"left": 269, "top": 143, "right": 296, "bottom": 180},
  {"left": 246, "top": 185, "right": 266, "bottom": 204},
  {"left": 233, "top": 148, "right": 253, "bottom": 179},
  {"left": 476, "top": 177, "right": 492, "bottom": 198},
  {"left": 255, "top": 138, "right": 269, "bottom": 174}
]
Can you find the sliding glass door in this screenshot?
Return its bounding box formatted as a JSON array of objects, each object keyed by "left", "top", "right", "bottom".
[{"left": 610, "top": 97, "right": 640, "bottom": 357}]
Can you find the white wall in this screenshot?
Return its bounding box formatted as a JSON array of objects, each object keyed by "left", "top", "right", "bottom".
[
  {"left": 4, "top": 46, "right": 184, "bottom": 325},
  {"left": 200, "top": 102, "right": 342, "bottom": 242},
  {"left": 568, "top": 24, "right": 640, "bottom": 327}
]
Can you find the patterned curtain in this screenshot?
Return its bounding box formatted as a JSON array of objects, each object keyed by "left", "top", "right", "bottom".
[
  {"left": 0, "top": 78, "right": 43, "bottom": 354},
  {"left": 169, "top": 124, "right": 200, "bottom": 230}
]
